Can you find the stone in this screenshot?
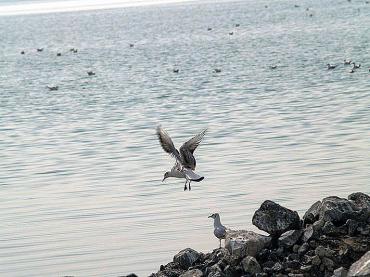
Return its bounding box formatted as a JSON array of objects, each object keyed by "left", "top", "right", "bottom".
[
  {"left": 242, "top": 256, "right": 262, "bottom": 275},
  {"left": 319, "top": 196, "right": 356, "bottom": 224},
  {"left": 300, "top": 265, "right": 312, "bottom": 272},
  {"left": 315, "top": 246, "right": 334, "bottom": 258},
  {"left": 322, "top": 220, "right": 346, "bottom": 235},
  {"left": 347, "top": 250, "right": 370, "bottom": 277},
  {"left": 293, "top": 244, "right": 300, "bottom": 253},
  {"left": 205, "top": 264, "right": 222, "bottom": 277},
  {"left": 303, "top": 201, "right": 322, "bottom": 225},
  {"left": 225, "top": 230, "right": 271, "bottom": 258},
  {"left": 346, "top": 219, "right": 359, "bottom": 236},
  {"left": 303, "top": 225, "right": 314, "bottom": 242},
  {"left": 321, "top": 257, "right": 334, "bottom": 270},
  {"left": 252, "top": 200, "right": 301, "bottom": 236},
  {"left": 333, "top": 267, "right": 348, "bottom": 277},
  {"left": 279, "top": 230, "right": 303, "bottom": 248},
  {"left": 179, "top": 269, "right": 203, "bottom": 277},
  {"left": 174, "top": 248, "right": 201, "bottom": 270},
  {"left": 348, "top": 192, "right": 370, "bottom": 214},
  {"left": 272, "top": 262, "right": 283, "bottom": 272},
  {"left": 311, "top": 255, "right": 321, "bottom": 266},
  {"left": 298, "top": 243, "right": 309, "bottom": 256}
]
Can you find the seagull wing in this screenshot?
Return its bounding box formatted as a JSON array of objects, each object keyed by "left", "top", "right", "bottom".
[
  {"left": 180, "top": 128, "right": 207, "bottom": 154},
  {"left": 156, "top": 126, "right": 182, "bottom": 163}
]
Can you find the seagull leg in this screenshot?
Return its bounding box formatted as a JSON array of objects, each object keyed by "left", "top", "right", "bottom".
[
  {"left": 184, "top": 180, "right": 188, "bottom": 191},
  {"left": 189, "top": 181, "right": 191, "bottom": 191},
  {"left": 219, "top": 239, "right": 222, "bottom": 248}
]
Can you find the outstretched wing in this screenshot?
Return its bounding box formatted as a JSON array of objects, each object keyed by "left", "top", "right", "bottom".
[
  {"left": 156, "top": 126, "right": 182, "bottom": 163},
  {"left": 180, "top": 128, "right": 207, "bottom": 154}
]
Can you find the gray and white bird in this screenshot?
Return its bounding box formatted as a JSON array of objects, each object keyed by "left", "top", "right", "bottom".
[
  {"left": 157, "top": 126, "right": 206, "bottom": 190},
  {"left": 208, "top": 213, "right": 228, "bottom": 248}
]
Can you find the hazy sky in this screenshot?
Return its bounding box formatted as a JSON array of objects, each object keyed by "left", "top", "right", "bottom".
[{"left": 0, "top": 0, "right": 200, "bottom": 15}]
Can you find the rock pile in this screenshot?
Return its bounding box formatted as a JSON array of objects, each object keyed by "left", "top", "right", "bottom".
[{"left": 145, "top": 192, "right": 370, "bottom": 277}]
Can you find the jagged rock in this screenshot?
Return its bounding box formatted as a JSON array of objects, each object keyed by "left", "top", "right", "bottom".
[
  {"left": 348, "top": 192, "right": 370, "bottom": 216},
  {"left": 225, "top": 230, "right": 271, "bottom": 258},
  {"left": 303, "top": 225, "right": 314, "bottom": 242},
  {"left": 179, "top": 269, "right": 203, "bottom": 277},
  {"left": 312, "top": 255, "right": 321, "bottom": 266},
  {"left": 272, "top": 262, "right": 283, "bottom": 272},
  {"left": 252, "top": 200, "right": 301, "bottom": 236},
  {"left": 298, "top": 243, "right": 309, "bottom": 256},
  {"left": 322, "top": 221, "right": 347, "bottom": 235},
  {"left": 303, "top": 201, "right": 322, "bottom": 225},
  {"left": 333, "top": 267, "right": 348, "bottom": 277},
  {"left": 315, "top": 246, "right": 334, "bottom": 258},
  {"left": 279, "top": 230, "right": 303, "bottom": 248},
  {"left": 346, "top": 219, "right": 359, "bottom": 236},
  {"left": 322, "top": 257, "right": 334, "bottom": 270},
  {"left": 241, "top": 256, "right": 261, "bottom": 275},
  {"left": 319, "top": 196, "right": 356, "bottom": 224},
  {"left": 205, "top": 264, "right": 223, "bottom": 277},
  {"left": 293, "top": 244, "right": 300, "bottom": 253},
  {"left": 347, "top": 250, "right": 370, "bottom": 277},
  {"left": 174, "top": 248, "right": 201, "bottom": 270}
]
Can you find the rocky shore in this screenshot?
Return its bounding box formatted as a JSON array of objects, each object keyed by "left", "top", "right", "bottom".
[{"left": 129, "top": 192, "right": 370, "bottom": 277}]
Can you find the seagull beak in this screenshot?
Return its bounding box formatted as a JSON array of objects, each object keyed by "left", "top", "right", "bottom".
[
  {"left": 162, "top": 177, "right": 166, "bottom": 182},
  {"left": 208, "top": 215, "right": 213, "bottom": 218}
]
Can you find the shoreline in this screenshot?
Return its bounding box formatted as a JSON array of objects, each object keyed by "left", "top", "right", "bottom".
[{"left": 129, "top": 192, "right": 370, "bottom": 277}]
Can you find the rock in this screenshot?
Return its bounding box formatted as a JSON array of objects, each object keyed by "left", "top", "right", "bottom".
[
  {"left": 347, "top": 250, "right": 370, "bottom": 277},
  {"left": 279, "top": 230, "right": 303, "bottom": 248},
  {"left": 179, "top": 269, "right": 203, "bottom": 277},
  {"left": 205, "top": 264, "right": 222, "bottom": 277},
  {"left": 124, "top": 274, "right": 138, "bottom": 277},
  {"left": 300, "top": 265, "right": 312, "bottom": 272},
  {"left": 298, "top": 243, "right": 309, "bottom": 256},
  {"left": 346, "top": 219, "right": 359, "bottom": 236},
  {"left": 333, "top": 267, "right": 348, "bottom": 277},
  {"left": 293, "top": 244, "right": 300, "bottom": 253},
  {"left": 322, "top": 221, "right": 346, "bottom": 235},
  {"left": 348, "top": 192, "right": 370, "bottom": 212},
  {"left": 319, "top": 196, "right": 356, "bottom": 224},
  {"left": 303, "top": 201, "right": 322, "bottom": 225},
  {"left": 272, "top": 262, "right": 283, "bottom": 272},
  {"left": 322, "top": 257, "right": 334, "bottom": 270},
  {"left": 303, "top": 225, "right": 314, "bottom": 242},
  {"left": 241, "top": 256, "right": 262, "bottom": 275},
  {"left": 225, "top": 230, "right": 271, "bottom": 258},
  {"left": 252, "top": 200, "right": 301, "bottom": 237},
  {"left": 311, "top": 255, "right": 321, "bottom": 266},
  {"left": 174, "top": 248, "right": 201, "bottom": 270},
  {"left": 315, "top": 246, "right": 334, "bottom": 258}
]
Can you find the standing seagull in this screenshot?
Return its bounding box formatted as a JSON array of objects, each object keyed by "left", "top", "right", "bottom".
[
  {"left": 208, "top": 213, "right": 227, "bottom": 248},
  {"left": 156, "top": 126, "right": 207, "bottom": 190}
]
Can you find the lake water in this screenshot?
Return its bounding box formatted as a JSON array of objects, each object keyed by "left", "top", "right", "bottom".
[{"left": 0, "top": 0, "right": 369, "bottom": 276}]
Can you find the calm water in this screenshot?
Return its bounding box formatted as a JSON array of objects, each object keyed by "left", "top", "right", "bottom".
[{"left": 1, "top": 0, "right": 370, "bottom": 276}]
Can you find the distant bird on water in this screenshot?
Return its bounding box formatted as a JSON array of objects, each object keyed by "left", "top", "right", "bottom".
[
  {"left": 156, "top": 126, "right": 206, "bottom": 190},
  {"left": 229, "top": 32, "right": 234, "bottom": 35},
  {"left": 173, "top": 68, "right": 179, "bottom": 73},
  {"left": 37, "top": 48, "right": 43, "bottom": 52},
  {"left": 87, "top": 70, "right": 95, "bottom": 76},
  {"left": 47, "top": 85, "right": 58, "bottom": 91},
  {"left": 21, "top": 51, "right": 25, "bottom": 55},
  {"left": 57, "top": 52, "right": 62, "bottom": 56},
  {"left": 208, "top": 213, "right": 228, "bottom": 248},
  {"left": 269, "top": 65, "right": 277, "bottom": 70},
  {"left": 214, "top": 68, "right": 222, "bottom": 73},
  {"left": 207, "top": 27, "right": 212, "bottom": 31},
  {"left": 327, "top": 64, "right": 337, "bottom": 70},
  {"left": 352, "top": 62, "right": 361, "bottom": 69},
  {"left": 344, "top": 59, "right": 352, "bottom": 65},
  {"left": 129, "top": 43, "right": 134, "bottom": 48}
]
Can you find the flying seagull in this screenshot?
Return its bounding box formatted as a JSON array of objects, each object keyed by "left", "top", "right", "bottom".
[
  {"left": 156, "top": 126, "right": 206, "bottom": 190},
  {"left": 208, "top": 213, "right": 228, "bottom": 248}
]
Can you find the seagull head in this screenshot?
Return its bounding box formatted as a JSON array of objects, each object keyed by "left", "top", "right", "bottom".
[
  {"left": 208, "top": 213, "right": 219, "bottom": 219},
  {"left": 162, "top": 171, "right": 170, "bottom": 182}
]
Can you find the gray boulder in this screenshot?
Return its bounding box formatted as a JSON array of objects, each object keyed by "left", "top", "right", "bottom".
[
  {"left": 319, "top": 196, "right": 356, "bottom": 224},
  {"left": 252, "top": 200, "right": 301, "bottom": 236},
  {"left": 179, "top": 269, "right": 203, "bottom": 277},
  {"left": 303, "top": 201, "right": 322, "bottom": 225},
  {"left": 349, "top": 192, "right": 370, "bottom": 221},
  {"left": 333, "top": 267, "right": 348, "bottom": 277},
  {"left": 278, "top": 229, "right": 303, "bottom": 248},
  {"left": 225, "top": 230, "right": 271, "bottom": 258},
  {"left": 241, "top": 256, "right": 261, "bottom": 275},
  {"left": 174, "top": 248, "right": 201, "bottom": 270},
  {"left": 347, "top": 250, "right": 370, "bottom": 277}
]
